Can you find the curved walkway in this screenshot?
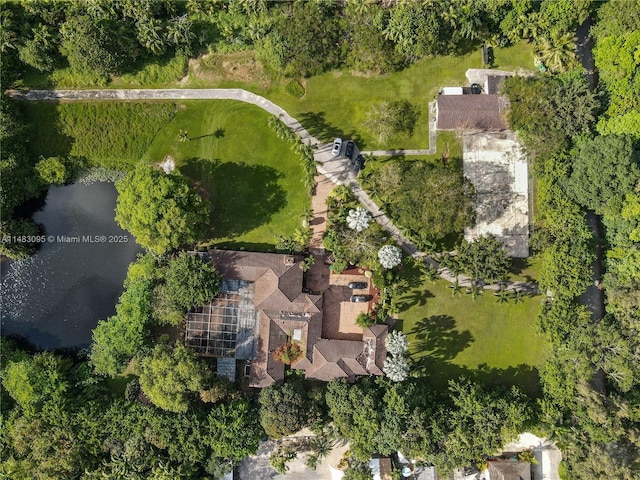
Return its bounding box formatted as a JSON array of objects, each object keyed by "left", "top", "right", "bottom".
[{"left": 7, "top": 88, "right": 538, "bottom": 293}]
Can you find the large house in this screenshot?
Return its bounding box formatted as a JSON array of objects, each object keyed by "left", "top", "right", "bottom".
[{"left": 185, "top": 250, "right": 387, "bottom": 387}]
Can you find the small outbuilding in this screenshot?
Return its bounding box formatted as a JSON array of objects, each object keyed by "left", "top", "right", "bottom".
[{"left": 486, "top": 459, "right": 531, "bottom": 480}]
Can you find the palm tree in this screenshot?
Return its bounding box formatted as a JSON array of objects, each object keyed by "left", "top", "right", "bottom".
[
  {"left": 467, "top": 283, "right": 483, "bottom": 302},
  {"left": 178, "top": 129, "right": 189, "bottom": 142},
  {"left": 494, "top": 285, "right": 509, "bottom": 304},
  {"left": 421, "top": 264, "right": 439, "bottom": 283},
  {"left": 511, "top": 288, "right": 525, "bottom": 304},
  {"left": 449, "top": 279, "right": 462, "bottom": 297},
  {"left": 311, "top": 434, "right": 334, "bottom": 460},
  {"left": 536, "top": 31, "right": 577, "bottom": 73}
]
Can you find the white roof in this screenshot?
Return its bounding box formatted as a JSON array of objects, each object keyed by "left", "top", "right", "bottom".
[
  {"left": 330, "top": 465, "right": 345, "bottom": 480},
  {"left": 369, "top": 458, "right": 382, "bottom": 480},
  {"left": 441, "top": 87, "right": 464, "bottom": 95}
]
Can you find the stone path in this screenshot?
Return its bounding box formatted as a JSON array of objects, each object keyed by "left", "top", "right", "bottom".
[{"left": 8, "top": 88, "right": 538, "bottom": 293}]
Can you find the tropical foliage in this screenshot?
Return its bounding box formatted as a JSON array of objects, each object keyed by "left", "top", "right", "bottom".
[
  {"left": 378, "top": 245, "right": 402, "bottom": 270},
  {"left": 366, "top": 160, "right": 474, "bottom": 245},
  {"left": 139, "top": 343, "right": 206, "bottom": 413},
  {"left": 115, "top": 164, "right": 209, "bottom": 255}
]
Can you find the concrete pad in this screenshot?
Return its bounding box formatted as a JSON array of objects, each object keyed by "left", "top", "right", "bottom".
[
  {"left": 463, "top": 131, "right": 529, "bottom": 257},
  {"left": 502, "top": 432, "right": 562, "bottom": 480},
  {"left": 238, "top": 438, "right": 350, "bottom": 480},
  {"left": 322, "top": 284, "right": 368, "bottom": 340}
]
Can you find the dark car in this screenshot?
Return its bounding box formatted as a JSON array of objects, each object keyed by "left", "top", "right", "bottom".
[
  {"left": 348, "top": 282, "right": 367, "bottom": 290},
  {"left": 353, "top": 154, "right": 365, "bottom": 172},
  {"left": 350, "top": 294, "right": 369, "bottom": 302},
  {"left": 345, "top": 141, "right": 355, "bottom": 159},
  {"left": 471, "top": 83, "right": 482, "bottom": 94}
]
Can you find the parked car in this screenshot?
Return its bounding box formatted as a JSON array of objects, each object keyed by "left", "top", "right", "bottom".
[
  {"left": 350, "top": 295, "right": 369, "bottom": 302},
  {"left": 345, "top": 141, "right": 355, "bottom": 159},
  {"left": 471, "top": 83, "right": 482, "bottom": 94},
  {"left": 348, "top": 282, "right": 367, "bottom": 289},
  {"left": 353, "top": 154, "right": 365, "bottom": 172},
  {"left": 332, "top": 138, "right": 343, "bottom": 156}
]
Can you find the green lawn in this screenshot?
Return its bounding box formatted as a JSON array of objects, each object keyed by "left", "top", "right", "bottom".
[
  {"left": 397, "top": 265, "right": 548, "bottom": 396},
  {"left": 20, "top": 100, "right": 309, "bottom": 250},
  {"left": 249, "top": 42, "right": 535, "bottom": 149},
  {"left": 17, "top": 42, "right": 535, "bottom": 152},
  {"left": 143, "top": 100, "right": 309, "bottom": 250},
  {"left": 21, "top": 101, "right": 175, "bottom": 168}
]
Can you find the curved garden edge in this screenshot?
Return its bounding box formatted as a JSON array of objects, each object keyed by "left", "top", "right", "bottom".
[{"left": 6, "top": 88, "right": 539, "bottom": 294}]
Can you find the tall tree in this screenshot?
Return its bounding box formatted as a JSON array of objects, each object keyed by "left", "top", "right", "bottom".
[
  {"left": 567, "top": 135, "right": 640, "bottom": 214},
  {"left": 259, "top": 380, "right": 310, "bottom": 439},
  {"left": 90, "top": 280, "right": 152, "bottom": 376},
  {"left": 115, "top": 165, "right": 209, "bottom": 255},
  {"left": 139, "top": 343, "right": 206, "bottom": 413},
  {"left": 206, "top": 400, "right": 263, "bottom": 463},
  {"left": 164, "top": 252, "right": 221, "bottom": 310}
]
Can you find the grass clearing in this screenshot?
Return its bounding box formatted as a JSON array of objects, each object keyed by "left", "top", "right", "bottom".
[
  {"left": 398, "top": 264, "right": 547, "bottom": 396},
  {"left": 143, "top": 100, "right": 310, "bottom": 250},
  {"left": 236, "top": 42, "right": 535, "bottom": 149},
  {"left": 20, "top": 100, "right": 310, "bottom": 250},
  {"left": 21, "top": 102, "right": 175, "bottom": 168}
]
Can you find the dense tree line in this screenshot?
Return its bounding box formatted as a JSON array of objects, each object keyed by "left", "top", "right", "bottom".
[
  {"left": 592, "top": 0, "right": 640, "bottom": 139},
  {"left": 0, "top": 339, "right": 259, "bottom": 479},
  {"left": 503, "top": 54, "right": 640, "bottom": 478},
  {"left": 0, "top": 96, "right": 48, "bottom": 259},
  {"left": 1, "top": 0, "right": 599, "bottom": 86}
]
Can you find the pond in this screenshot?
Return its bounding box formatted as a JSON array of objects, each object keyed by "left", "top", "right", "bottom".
[{"left": 1, "top": 182, "right": 142, "bottom": 350}]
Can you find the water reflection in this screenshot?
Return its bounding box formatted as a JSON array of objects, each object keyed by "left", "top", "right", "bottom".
[{"left": 0, "top": 182, "right": 142, "bottom": 349}]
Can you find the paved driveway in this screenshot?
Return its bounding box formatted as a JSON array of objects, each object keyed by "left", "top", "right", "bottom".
[
  {"left": 322, "top": 271, "right": 371, "bottom": 340},
  {"left": 239, "top": 438, "right": 350, "bottom": 480}
]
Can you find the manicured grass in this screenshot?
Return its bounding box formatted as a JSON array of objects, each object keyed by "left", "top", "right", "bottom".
[
  {"left": 509, "top": 255, "right": 543, "bottom": 283},
  {"left": 143, "top": 100, "right": 310, "bottom": 250},
  {"left": 397, "top": 265, "right": 548, "bottom": 396},
  {"left": 193, "top": 42, "right": 536, "bottom": 150}
]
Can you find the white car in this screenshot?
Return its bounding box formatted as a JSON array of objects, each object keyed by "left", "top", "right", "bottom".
[{"left": 331, "top": 138, "right": 343, "bottom": 156}]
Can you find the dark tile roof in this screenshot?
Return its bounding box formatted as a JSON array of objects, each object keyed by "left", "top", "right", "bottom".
[
  {"left": 204, "top": 250, "right": 389, "bottom": 387},
  {"left": 487, "top": 460, "right": 531, "bottom": 480},
  {"left": 436, "top": 94, "right": 508, "bottom": 131}
]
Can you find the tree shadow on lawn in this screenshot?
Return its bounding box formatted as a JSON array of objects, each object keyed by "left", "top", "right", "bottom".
[
  {"left": 180, "top": 158, "right": 287, "bottom": 239},
  {"left": 297, "top": 111, "right": 365, "bottom": 148},
  {"left": 409, "top": 315, "right": 474, "bottom": 363},
  {"left": 398, "top": 289, "right": 435, "bottom": 309},
  {"left": 407, "top": 314, "right": 542, "bottom": 396},
  {"left": 20, "top": 101, "right": 74, "bottom": 158}
]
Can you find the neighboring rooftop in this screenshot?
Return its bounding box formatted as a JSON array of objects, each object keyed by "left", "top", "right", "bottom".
[
  {"left": 436, "top": 94, "right": 508, "bottom": 131},
  {"left": 486, "top": 460, "right": 531, "bottom": 480}
]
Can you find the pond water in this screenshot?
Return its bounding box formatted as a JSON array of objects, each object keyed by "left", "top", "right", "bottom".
[{"left": 1, "top": 182, "right": 142, "bottom": 350}]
